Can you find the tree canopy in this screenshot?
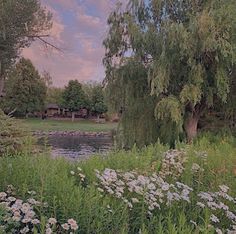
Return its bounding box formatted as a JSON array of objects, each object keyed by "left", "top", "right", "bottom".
[
  {"left": 103, "top": 0, "right": 236, "bottom": 145},
  {"left": 62, "top": 80, "right": 88, "bottom": 121},
  {"left": 0, "top": 0, "right": 52, "bottom": 96},
  {"left": 1, "top": 58, "right": 47, "bottom": 116},
  {"left": 83, "top": 82, "right": 108, "bottom": 117}
]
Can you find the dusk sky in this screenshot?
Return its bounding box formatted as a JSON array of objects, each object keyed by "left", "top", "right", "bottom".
[{"left": 23, "top": 0, "right": 126, "bottom": 87}]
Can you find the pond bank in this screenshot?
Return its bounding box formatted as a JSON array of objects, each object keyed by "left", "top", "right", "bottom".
[{"left": 33, "top": 130, "right": 112, "bottom": 138}]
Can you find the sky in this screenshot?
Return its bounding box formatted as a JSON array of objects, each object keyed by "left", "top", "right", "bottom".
[{"left": 22, "top": 0, "right": 126, "bottom": 87}]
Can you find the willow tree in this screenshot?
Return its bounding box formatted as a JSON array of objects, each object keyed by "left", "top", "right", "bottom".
[
  {"left": 103, "top": 0, "right": 236, "bottom": 143},
  {"left": 0, "top": 0, "right": 52, "bottom": 97}
]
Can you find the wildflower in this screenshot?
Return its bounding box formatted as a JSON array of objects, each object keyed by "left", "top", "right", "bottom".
[
  {"left": 70, "top": 171, "right": 75, "bottom": 176},
  {"left": 216, "top": 228, "right": 223, "bottom": 234},
  {"left": 21, "top": 203, "right": 31, "bottom": 213},
  {"left": 31, "top": 219, "right": 40, "bottom": 225},
  {"left": 71, "top": 223, "right": 79, "bottom": 230},
  {"left": 62, "top": 223, "right": 70, "bottom": 230},
  {"left": 48, "top": 218, "right": 57, "bottom": 225},
  {"left": 191, "top": 163, "right": 204, "bottom": 173},
  {"left": 131, "top": 198, "right": 139, "bottom": 203},
  {"left": 22, "top": 218, "right": 32, "bottom": 223},
  {"left": 27, "top": 198, "right": 37, "bottom": 205},
  {"left": 219, "top": 185, "right": 229, "bottom": 193},
  {"left": 7, "top": 196, "right": 16, "bottom": 202},
  {"left": 46, "top": 228, "right": 52, "bottom": 234},
  {"left": 210, "top": 214, "right": 219, "bottom": 223},
  {"left": 68, "top": 218, "right": 77, "bottom": 226},
  {"left": 196, "top": 202, "right": 205, "bottom": 208},
  {"left": 97, "top": 188, "right": 104, "bottom": 193},
  {"left": 26, "top": 210, "right": 35, "bottom": 219},
  {"left": 161, "top": 183, "right": 170, "bottom": 191},
  {"left": 20, "top": 226, "right": 30, "bottom": 233},
  {"left": 0, "top": 192, "right": 7, "bottom": 200},
  {"left": 77, "top": 167, "right": 82, "bottom": 171}
]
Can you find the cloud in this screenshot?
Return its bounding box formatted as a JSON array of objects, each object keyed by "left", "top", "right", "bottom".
[{"left": 22, "top": 0, "right": 125, "bottom": 87}]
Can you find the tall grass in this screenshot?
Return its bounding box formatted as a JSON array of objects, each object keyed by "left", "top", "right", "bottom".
[{"left": 0, "top": 135, "right": 235, "bottom": 233}]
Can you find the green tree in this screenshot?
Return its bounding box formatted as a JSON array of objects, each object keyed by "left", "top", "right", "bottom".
[
  {"left": 0, "top": 0, "right": 52, "bottom": 96},
  {"left": 2, "top": 58, "right": 47, "bottom": 117},
  {"left": 83, "top": 82, "right": 108, "bottom": 118},
  {"left": 46, "top": 87, "right": 64, "bottom": 106},
  {"left": 104, "top": 0, "right": 236, "bottom": 144},
  {"left": 62, "top": 80, "right": 87, "bottom": 122}
]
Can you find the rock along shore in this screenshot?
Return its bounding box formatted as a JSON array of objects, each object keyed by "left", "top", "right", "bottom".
[{"left": 33, "top": 131, "right": 112, "bottom": 138}]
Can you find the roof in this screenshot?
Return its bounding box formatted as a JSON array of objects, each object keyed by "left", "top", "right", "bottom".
[{"left": 46, "top": 103, "right": 59, "bottom": 109}]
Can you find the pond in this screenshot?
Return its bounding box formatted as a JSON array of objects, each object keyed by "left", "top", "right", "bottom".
[{"left": 38, "top": 135, "right": 113, "bottom": 161}]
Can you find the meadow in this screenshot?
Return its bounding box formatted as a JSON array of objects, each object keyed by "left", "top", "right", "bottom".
[
  {"left": 21, "top": 118, "right": 118, "bottom": 133},
  {"left": 0, "top": 135, "right": 235, "bottom": 233}
]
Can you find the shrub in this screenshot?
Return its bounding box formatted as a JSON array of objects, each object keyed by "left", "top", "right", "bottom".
[{"left": 0, "top": 110, "right": 32, "bottom": 156}]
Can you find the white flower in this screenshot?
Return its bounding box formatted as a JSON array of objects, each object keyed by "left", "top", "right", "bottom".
[
  {"left": 48, "top": 218, "right": 57, "bottom": 225},
  {"left": 77, "top": 167, "right": 82, "bottom": 171},
  {"left": 219, "top": 185, "right": 229, "bottom": 193},
  {"left": 71, "top": 223, "right": 79, "bottom": 230},
  {"left": 196, "top": 202, "right": 205, "bottom": 208},
  {"left": 68, "top": 218, "right": 77, "bottom": 226},
  {"left": 31, "top": 219, "right": 40, "bottom": 225},
  {"left": 20, "top": 226, "right": 30, "bottom": 233},
  {"left": 62, "top": 223, "right": 70, "bottom": 230},
  {"left": 161, "top": 183, "right": 170, "bottom": 191},
  {"left": 131, "top": 198, "right": 139, "bottom": 203},
  {"left": 21, "top": 203, "right": 31, "bottom": 213},
  {"left": 70, "top": 171, "right": 75, "bottom": 175},
  {"left": 46, "top": 228, "right": 52, "bottom": 234},
  {"left": 0, "top": 192, "right": 7, "bottom": 200},
  {"left": 216, "top": 228, "right": 223, "bottom": 234},
  {"left": 7, "top": 196, "right": 16, "bottom": 202},
  {"left": 210, "top": 214, "right": 219, "bottom": 223}
]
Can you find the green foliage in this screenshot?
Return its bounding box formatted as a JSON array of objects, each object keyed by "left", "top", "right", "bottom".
[
  {"left": 0, "top": 137, "right": 235, "bottom": 233},
  {"left": 104, "top": 0, "right": 236, "bottom": 144},
  {"left": 83, "top": 82, "right": 108, "bottom": 116},
  {"left": 46, "top": 87, "right": 64, "bottom": 106},
  {"left": 0, "top": 110, "right": 31, "bottom": 156},
  {"left": 0, "top": 0, "right": 52, "bottom": 83},
  {"left": 62, "top": 80, "right": 87, "bottom": 112},
  {"left": 1, "top": 58, "right": 47, "bottom": 116}
]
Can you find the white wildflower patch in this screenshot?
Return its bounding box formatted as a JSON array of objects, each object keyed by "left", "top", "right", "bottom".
[
  {"left": 159, "top": 150, "right": 187, "bottom": 179},
  {"left": 197, "top": 185, "right": 236, "bottom": 231},
  {"left": 96, "top": 168, "right": 193, "bottom": 214},
  {"left": 0, "top": 187, "right": 79, "bottom": 233}
]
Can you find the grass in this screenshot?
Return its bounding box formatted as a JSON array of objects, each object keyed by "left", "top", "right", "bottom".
[
  {"left": 0, "top": 135, "right": 236, "bottom": 233},
  {"left": 20, "top": 118, "right": 118, "bottom": 132}
]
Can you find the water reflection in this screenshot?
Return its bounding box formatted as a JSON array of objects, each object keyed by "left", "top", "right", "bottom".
[{"left": 38, "top": 135, "right": 113, "bottom": 160}]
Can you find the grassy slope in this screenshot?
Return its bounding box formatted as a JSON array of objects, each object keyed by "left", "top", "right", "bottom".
[
  {"left": 0, "top": 135, "right": 236, "bottom": 233},
  {"left": 20, "top": 118, "right": 118, "bottom": 132}
]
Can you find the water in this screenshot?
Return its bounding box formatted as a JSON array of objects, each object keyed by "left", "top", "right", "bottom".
[{"left": 38, "top": 135, "right": 113, "bottom": 161}]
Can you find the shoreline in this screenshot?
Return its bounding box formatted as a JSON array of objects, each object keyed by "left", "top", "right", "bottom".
[{"left": 33, "top": 130, "right": 113, "bottom": 138}]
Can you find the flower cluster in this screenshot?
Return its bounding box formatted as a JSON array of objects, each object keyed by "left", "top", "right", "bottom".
[
  {"left": 0, "top": 189, "right": 79, "bottom": 233},
  {"left": 191, "top": 163, "right": 204, "bottom": 173},
  {"left": 196, "top": 185, "right": 236, "bottom": 233},
  {"left": 95, "top": 168, "right": 193, "bottom": 214},
  {"left": 159, "top": 150, "right": 187, "bottom": 179},
  {"left": 71, "top": 167, "right": 87, "bottom": 187}
]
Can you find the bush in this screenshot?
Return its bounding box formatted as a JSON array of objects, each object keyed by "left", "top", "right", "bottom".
[{"left": 0, "top": 110, "right": 32, "bottom": 156}]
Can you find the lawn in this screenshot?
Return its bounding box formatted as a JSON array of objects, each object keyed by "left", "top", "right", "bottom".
[{"left": 20, "top": 118, "right": 118, "bottom": 132}]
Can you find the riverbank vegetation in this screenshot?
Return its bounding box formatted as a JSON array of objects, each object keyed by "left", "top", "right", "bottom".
[{"left": 0, "top": 135, "right": 236, "bottom": 233}]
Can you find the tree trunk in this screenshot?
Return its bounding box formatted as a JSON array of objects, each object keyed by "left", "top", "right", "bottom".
[
  {"left": 72, "top": 112, "right": 75, "bottom": 122},
  {"left": 184, "top": 114, "right": 199, "bottom": 143},
  {"left": 0, "top": 76, "right": 4, "bottom": 98}
]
